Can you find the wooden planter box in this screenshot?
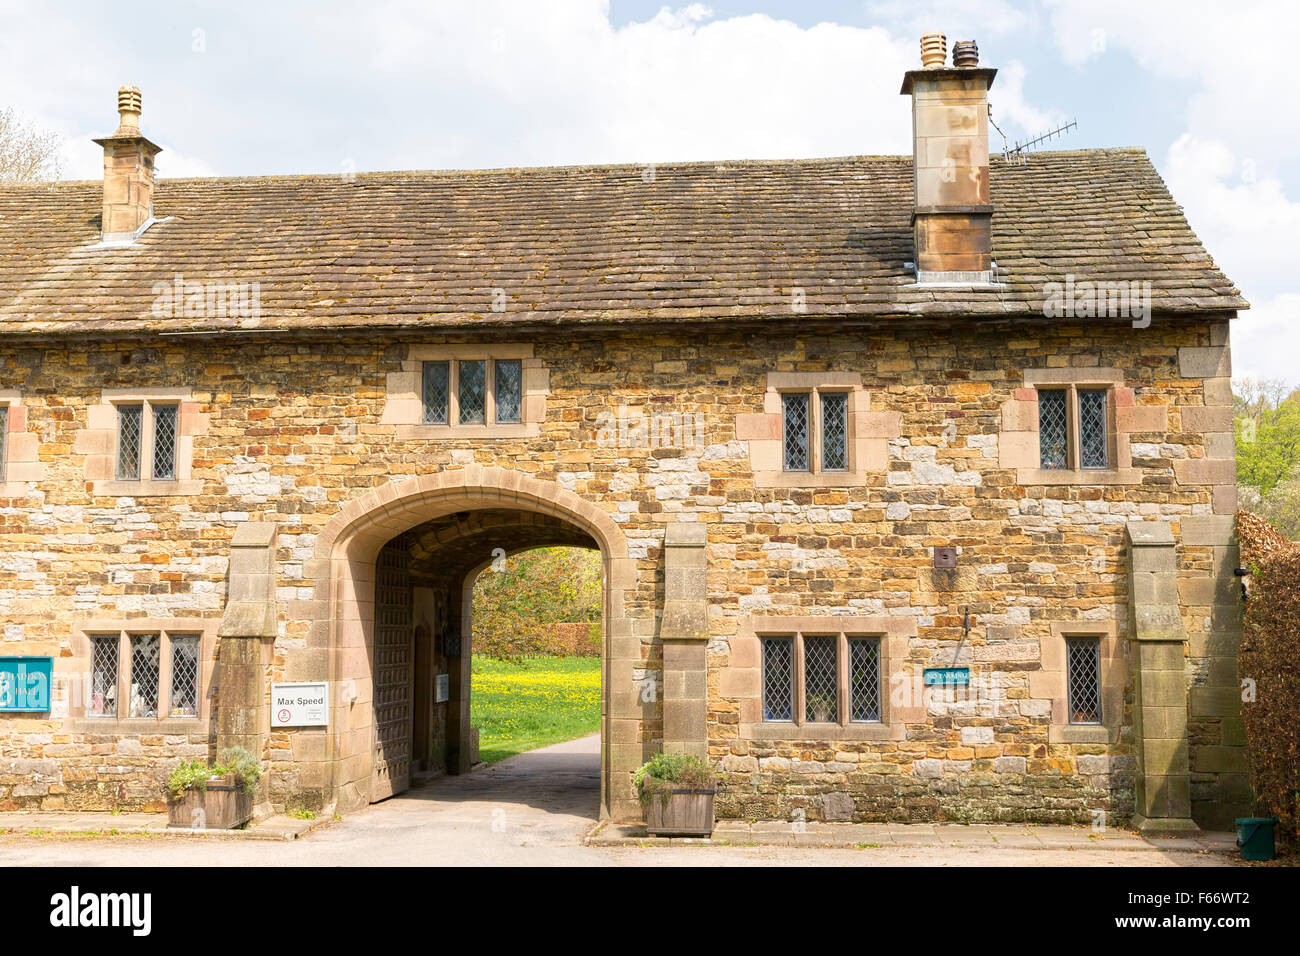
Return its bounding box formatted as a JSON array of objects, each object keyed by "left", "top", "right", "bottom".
[
  {"left": 167, "top": 774, "right": 254, "bottom": 830},
  {"left": 644, "top": 788, "right": 716, "bottom": 837},
  {"left": 166, "top": 787, "right": 205, "bottom": 829}
]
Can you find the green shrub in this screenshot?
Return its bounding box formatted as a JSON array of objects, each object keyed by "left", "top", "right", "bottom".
[
  {"left": 165, "top": 760, "right": 212, "bottom": 797},
  {"left": 164, "top": 747, "right": 263, "bottom": 799},
  {"left": 633, "top": 753, "right": 717, "bottom": 808},
  {"left": 216, "top": 746, "right": 262, "bottom": 796}
]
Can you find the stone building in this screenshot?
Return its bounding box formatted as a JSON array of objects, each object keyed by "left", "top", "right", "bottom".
[{"left": 0, "top": 35, "right": 1248, "bottom": 830}]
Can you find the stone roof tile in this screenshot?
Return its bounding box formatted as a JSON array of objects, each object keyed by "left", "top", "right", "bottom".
[{"left": 0, "top": 149, "right": 1246, "bottom": 336}]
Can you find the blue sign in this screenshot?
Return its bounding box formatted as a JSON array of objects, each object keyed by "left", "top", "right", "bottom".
[
  {"left": 0, "top": 657, "right": 52, "bottom": 712},
  {"left": 923, "top": 666, "right": 970, "bottom": 686}
]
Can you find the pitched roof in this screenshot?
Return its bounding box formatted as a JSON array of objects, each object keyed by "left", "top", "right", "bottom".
[{"left": 0, "top": 148, "right": 1246, "bottom": 337}]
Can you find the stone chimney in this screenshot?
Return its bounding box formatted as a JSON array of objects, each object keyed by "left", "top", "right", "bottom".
[
  {"left": 92, "top": 86, "right": 163, "bottom": 244},
  {"left": 900, "top": 34, "right": 997, "bottom": 282}
]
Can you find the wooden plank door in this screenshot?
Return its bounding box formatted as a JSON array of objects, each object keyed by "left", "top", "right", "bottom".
[{"left": 371, "top": 538, "right": 413, "bottom": 801}]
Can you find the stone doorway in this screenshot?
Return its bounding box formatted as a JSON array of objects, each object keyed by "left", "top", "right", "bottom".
[
  {"left": 286, "top": 469, "right": 640, "bottom": 820},
  {"left": 368, "top": 512, "right": 599, "bottom": 804}
]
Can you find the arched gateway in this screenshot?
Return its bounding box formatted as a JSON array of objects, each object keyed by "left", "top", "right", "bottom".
[{"left": 215, "top": 468, "right": 646, "bottom": 821}]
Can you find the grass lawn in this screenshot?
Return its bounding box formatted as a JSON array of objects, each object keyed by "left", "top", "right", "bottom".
[{"left": 470, "top": 655, "right": 601, "bottom": 764}]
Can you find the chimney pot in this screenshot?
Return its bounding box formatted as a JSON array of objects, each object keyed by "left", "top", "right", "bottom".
[
  {"left": 920, "top": 31, "right": 947, "bottom": 68},
  {"left": 952, "top": 41, "right": 979, "bottom": 67},
  {"left": 116, "top": 85, "right": 143, "bottom": 133}
]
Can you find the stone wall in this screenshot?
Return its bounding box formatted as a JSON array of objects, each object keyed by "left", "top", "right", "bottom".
[{"left": 0, "top": 317, "right": 1244, "bottom": 824}]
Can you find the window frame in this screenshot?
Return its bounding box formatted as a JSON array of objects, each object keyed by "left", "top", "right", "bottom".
[
  {"left": 84, "top": 388, "right": 205, "bottom": 497},
  {"left": 420, "top": 357, "right": 528, "bottom": 429},
  {"left": 778, "top": 385, "right": 856, "bottom": 475},
  {"left": 759, "top": 630, "right": 884, "bottom": 730},
  {"left": 1043, "top": 623, "right": 1121, "bottom": 744},
  {"left": 112, "top": 398, "right": 182, "bottom": 485},
  {"left": 151, "top": 403, "right": 180, "bottom": 480},
  {"left": 1065, "top": 635, "right": 1103, "bottom": 725},
  {"left": 1035, "top": 384, "right": 1113, "bottom": 472},
  {"left": 760, "top": 635, "right": 795, "bottom": 722},
  {"left": 72, "top": 622, "right": 215, "bottom": 730},
  {"left": 88, "top": 632, "right": 120, "bottom": 718}
]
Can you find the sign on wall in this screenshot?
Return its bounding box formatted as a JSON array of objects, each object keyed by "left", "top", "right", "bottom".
[
  {"left": 0, "top": 657, "right": 52, "bottom": 712},
  {"left": 434, "top": 673, "right": 450, "bottom": 703},
  {"left": 271, "top": 681, "right": 329, "bottom": 727}
]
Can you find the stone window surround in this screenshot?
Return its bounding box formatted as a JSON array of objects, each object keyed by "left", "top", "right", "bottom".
[
  {"left": 66, "top": 618, "right": 218, "bottom": 733},
  {"left": 728, "top": 615, "right": 918, "bottom": 741},
  {"left": 737, "top": 372, "right": 902, "bottom": 488},
  {"left": 0, "top": 389, "right": 44, "bottom": 495},
  {"left": 79, "top": 387, "right": 206, "bottom": 496},
  {"left": 1033, "top": 621, "right": 1124, "bottom": 744},
  {"left": 998, "top": 367, "right": 1164, "bottom": 486},
  {"left": 381, "top": 344, "right": 549, "bottom": 440}
]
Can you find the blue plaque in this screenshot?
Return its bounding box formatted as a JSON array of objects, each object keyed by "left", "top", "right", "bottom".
[{"left": 0, "top": 657, "right": 52, "bottom": 712}]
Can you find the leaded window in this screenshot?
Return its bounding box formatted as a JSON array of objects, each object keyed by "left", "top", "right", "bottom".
[
  {"left": 421, "top": 358, "right": 531, "bottom": 427},
  {"left": 782, "top": 393, "right": 809, "bottom": 471},
  {"left": 1038, "top": 389, "right": 1067, "bottom": 469},
  {"left": 495, "top": 359, "right": 522, "bottom": 424},
  {"left": 83, "top": 629, "right": 204, "bottom": 723},
  {"left": 128, "top": 633, "right": 160, "bottom": 718},
  {"left": 1066, "top": 637, "right": 1102, "bottom": 724},
  {"left": 152, "top": 405, "right": 177, "bottom": 479},
  {"left": 89, "top": 634, "right": 119, "bottom": 717},
  {"left": 761, "top": 637, "right": 794, "bottom": 722},
  {"left": 821, "top": 392, "right": 848, "bottom": 471},
  {"left": 458, "top": 360, "right": 486, "bottom": 425},
  {"left": 1078, "top": 389, "right": 1108, "bottom": 469},
  {"left": 116, "top": 404, "right": 143, "bottom": 480},
  {"left": 0, "top": 405, "right": 8, "bottom": 479},
  {"left": 803, "top": 635, "right": 838, "bottom": 723},
  {"left": 1037, "top": 386, "right": 1111, "bottom": 472},
  {"left": 849, "top": 638, "right": 881, "bottom": 722},
  {"left": 756, "top": 628, "right": 888, "bottom": 729},
  {"left": 421, "top": 361, "right": 449, "bottom": 424},
  {"left": 170, "top": 634, "right": 200, "bottom": 717}
]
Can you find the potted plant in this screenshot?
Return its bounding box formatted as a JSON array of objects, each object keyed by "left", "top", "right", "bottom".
[
  {"left": 164, "top": 747, "right": 261, "bottom": 829},
  {"left": 807, "top": 693, "right": 836, "bottom": 723},
  {"left": 634, "top": 752, "right": 717, "bottom": 837}
]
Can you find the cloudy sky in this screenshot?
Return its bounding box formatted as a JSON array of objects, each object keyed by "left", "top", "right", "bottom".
[{"left": 2, "top": 0, "right": 1294, "bottom": 386}]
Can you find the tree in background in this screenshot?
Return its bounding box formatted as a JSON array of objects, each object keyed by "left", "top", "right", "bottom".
[
  {"left": 0, "top": 107, "right": 61, "bottom": 182},
  {"left": 473, "top": 546, "right": 601, "bottom": 658},
  {"left": 1236, "top": 377, "right": 1300, "bottom": 537}
]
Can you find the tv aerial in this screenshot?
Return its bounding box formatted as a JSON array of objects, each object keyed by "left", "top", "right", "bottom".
[{"left": 988, "top": 105, "right": 1077, "bottom": 165}]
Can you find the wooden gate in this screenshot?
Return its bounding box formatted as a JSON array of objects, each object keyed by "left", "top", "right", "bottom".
[{"left": 371, "top": 537, "right": 413, "bottom": 801}]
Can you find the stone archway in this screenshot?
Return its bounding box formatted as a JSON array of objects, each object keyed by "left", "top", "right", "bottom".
[{"left": 283, "top": 467, "right": 640, "bottom": 820}]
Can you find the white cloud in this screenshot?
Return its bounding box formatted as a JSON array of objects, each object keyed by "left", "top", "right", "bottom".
[
  {"left": 1045, "top": 0, "right": 1297, "bottom": 164},
  {"left": 0, "top": 1, "right": 935, "bottom": 175},
  {"left": 1164, "top": 134, "right": 1300, "bottom": 298},
  {"left": 865, "top": 0, "right": 1036, "bottom": 39},
  {"left": 1229, "top": 293, "right": 1300, "bottom": 383},
  {"left": 354, "top": 1, "right": 918, "bottom": 167},
  {"left": 1046, "top": 0, "right": 1300, "bottom": 388}
]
